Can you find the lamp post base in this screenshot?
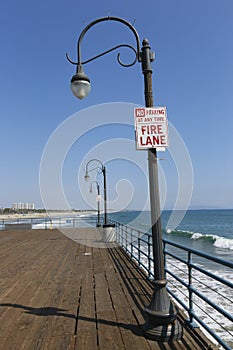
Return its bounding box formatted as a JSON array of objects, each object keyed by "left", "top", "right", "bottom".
[
  {"left": 143, "top": 318, "right": 183, "bottom": 342},
  {"left": 102, "top": 223, "right": 116, "bottom": 242},
  {"left": 143, "top": 279, "right": 183, "bottom": 342}
]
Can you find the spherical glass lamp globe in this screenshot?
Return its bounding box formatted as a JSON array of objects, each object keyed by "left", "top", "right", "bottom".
[
  {"left": 84, "top": 172, "right": 90, "bottom": 182},
  {"left": 70, "top": 71, "right": 91, "bottom": 99}
]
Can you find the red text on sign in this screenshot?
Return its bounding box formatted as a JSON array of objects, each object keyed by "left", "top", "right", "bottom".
[
  {"left": 141, "top": 125, "right": 163, "bottom": 135},
  {"left": 140, "top": 135, "right": 167, "bottom": 147}
]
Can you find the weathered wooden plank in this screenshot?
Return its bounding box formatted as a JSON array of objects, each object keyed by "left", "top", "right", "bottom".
[
  {"left": 47, "top": 263, "right": 82, "bottom": 350},
  {"left": 0, "top": 231, "right": 64, "bottom": 303},
  {"left": 0, "top": 233, "right": 68, "bottom": 335},
  {"left": 99, "top": 247, "right": 153, "bottom": 350},
  {"left": 107, "top": 247, "right": 151, "bottom": 324},
  {"left": 75, "top": 247, "right": 98, "bottom": 350},
  {"left": 19, "top": 239, "right": 78, "bottom": 350},
  {"left": 93, "top": 248, "right": 125, "bottom": 349},
  {"left": 0, "top": 235, "right": 74, "bottom": 349}
]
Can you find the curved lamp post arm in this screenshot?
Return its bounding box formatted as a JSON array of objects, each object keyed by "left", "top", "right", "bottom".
[
  {"left": 86, "top": 158, "right": 103, "bottom": 169},
  {"left": 66, "top": 16, "right": 145, "bottom": 99},
  {"left": 77, "top": 16, "right": 140, "bottom": 64},
  {"left": 67, "top": 16, "right": 141, "bottom": 67},
  {"left": 84, "top": 159, "right": 104, "bottom": 181}
]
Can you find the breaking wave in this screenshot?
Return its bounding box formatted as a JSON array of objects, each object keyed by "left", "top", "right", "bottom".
[{"left": 165, "top": 228, "right": 233, "bottom": 250}]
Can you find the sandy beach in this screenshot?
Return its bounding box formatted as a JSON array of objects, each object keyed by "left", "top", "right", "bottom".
[{"left": 0, "top": 210, "right": 95, "bottom": 221}]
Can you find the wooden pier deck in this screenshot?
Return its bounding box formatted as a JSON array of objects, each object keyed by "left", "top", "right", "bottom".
[{"left": 0, "top": 228, "right": 218, "bottom": 350}]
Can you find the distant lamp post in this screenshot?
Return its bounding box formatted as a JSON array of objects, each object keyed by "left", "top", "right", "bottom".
[
  {"left": 84, "top": 159, "right": 108, "bottom": 226},
  {"left": 90, "top": 181, "right": 101, "bottom": 227},
  {"left": 68, "top": 16, "right": 182, "bottom": 341}
]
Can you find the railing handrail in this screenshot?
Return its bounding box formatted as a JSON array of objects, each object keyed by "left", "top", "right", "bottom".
[{"left": 111, "top": 218, "right": 233, "bottom": 269}]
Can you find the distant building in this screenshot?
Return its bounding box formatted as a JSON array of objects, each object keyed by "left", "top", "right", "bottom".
[{"left": 12, "top": 203, "right": 35, "bottom": 211}]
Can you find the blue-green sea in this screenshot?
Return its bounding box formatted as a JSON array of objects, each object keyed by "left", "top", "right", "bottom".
[{"left": 108, "top": 209, "right": 233, "bottom": 263}]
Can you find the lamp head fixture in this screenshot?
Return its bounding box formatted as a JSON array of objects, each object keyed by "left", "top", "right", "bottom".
[
  {"left": 84, "top": 170, "right": 90, "bottom": 182},
  {"left": 70, "top": 65, "right": 91, "bottom": 99}
]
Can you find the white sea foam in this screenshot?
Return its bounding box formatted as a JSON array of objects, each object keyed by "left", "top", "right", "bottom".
[
  {"left": 166, "top": 228, "right": 233, "bottom": 251},
  {"left": 191, "top": 232, "right": 203, "bottom": 240},
  {"left": 213, "top": 236, "right": 233, "bottom": 250},
  {"left": 166, "top": 259, "right": 233, "bottom": 348},
  {"left": 32, "top": 218, "right": 73, "bottom": 229},
  {"left": 136, "top": 247, "right": 233, "bottom": 348}
]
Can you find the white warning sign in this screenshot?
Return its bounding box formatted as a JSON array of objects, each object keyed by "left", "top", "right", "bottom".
[{"left": 134, "top": 107, "right": 169, "bottom": 150}]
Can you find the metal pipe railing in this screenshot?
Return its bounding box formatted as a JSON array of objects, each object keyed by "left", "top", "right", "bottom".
[
  {"left": 0, "top": 214, "right": 98, "bottom": 230},
  {"left": 109, "top": 218, "right": 233, "bottom": 350}
]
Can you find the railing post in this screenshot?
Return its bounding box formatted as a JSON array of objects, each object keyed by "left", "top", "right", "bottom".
[
  {"left": 187, "top": 251, "right": 198, "bottom": 328},
  {"left": 120, "top": 223, "right": 122, "bottom": 246},
  {"left": 130, "top": 228, "right": 133, "bottom": 258},
  {"left": 163, "top": 240, "right": 166, "bottom": 278},
  {"left": 148, "top": 235, "right": 153, "bottom": 279},
  {"left": 116, "top": 222, "right": 119, "bottom": 242},
  {"left": 115, "top": 221, "right": 118, "bottom": 241},
  {"left": 119, "top": 223, "right": 121, "bottom": 243},
  {"left": 138, "top": 231, "right": 141, "bottom": 267}
]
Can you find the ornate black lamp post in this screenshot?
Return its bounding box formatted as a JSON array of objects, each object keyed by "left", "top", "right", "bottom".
[
  {"left": 84, "top": 159, "right": 107, "bottom": 226},
  {"left": 90, "top": 180, "right": 101, "bottom": 227},
  {"left": 67, "top": 16, "right": 182, "bottom": 341}
]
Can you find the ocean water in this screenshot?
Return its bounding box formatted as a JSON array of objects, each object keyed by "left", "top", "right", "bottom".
[{"left": 108, "top": 209, "right": 233, "bottom": 264}]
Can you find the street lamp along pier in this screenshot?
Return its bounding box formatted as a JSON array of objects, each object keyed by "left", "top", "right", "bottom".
[
  {"left": 84, "top": 158, "right": 116, "bottom": 242},
  {"left": 67, "top": 16, "right": 182, "bottom": 341},
  {"left": 84, "top": 159, "right": 107, "bottom": 226}
]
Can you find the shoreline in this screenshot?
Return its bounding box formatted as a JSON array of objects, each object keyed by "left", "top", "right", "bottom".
[{"left": 0, "top": 210, "right": 96, "bottom": 220}]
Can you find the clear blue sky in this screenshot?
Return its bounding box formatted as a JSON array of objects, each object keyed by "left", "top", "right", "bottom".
[{"left": 1, "top": 0, "right": 233, "bottom": 210}]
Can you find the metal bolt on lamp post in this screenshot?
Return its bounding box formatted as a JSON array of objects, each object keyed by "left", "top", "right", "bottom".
[
  {"left": 84, "top": 159, "right": 108, "bottom": 226},
  {"left": 90, "top": 181, "right": 101, "bottom": 227},
  {"left": 67, "top": 16, "right": 182, "bottom": 341}
]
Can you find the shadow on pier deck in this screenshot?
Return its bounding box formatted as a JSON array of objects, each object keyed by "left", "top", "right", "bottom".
[{"left": 0, "top": 228, "right": 218, "bottom": 350}]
